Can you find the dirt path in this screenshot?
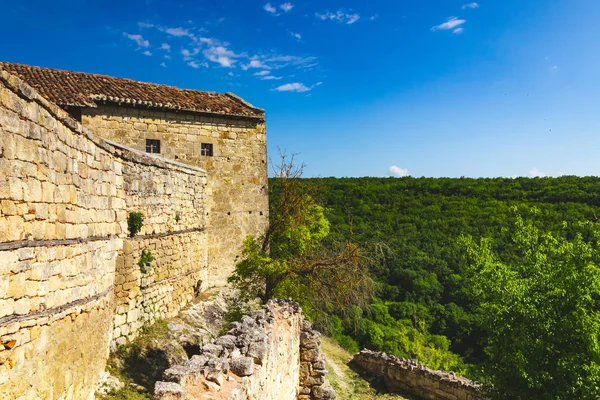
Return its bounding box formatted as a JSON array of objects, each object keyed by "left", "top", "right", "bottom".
[{"left": 320, "top": 337, "right": 411, "bottom": 400}]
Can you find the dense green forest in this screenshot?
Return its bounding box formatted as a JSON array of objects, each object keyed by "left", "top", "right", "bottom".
[
  {"left": 278, "top": 177, "right": 600, "bottom": 388},
  {"left": 242, "top": 175, "right": 600, "bottom": 398}
]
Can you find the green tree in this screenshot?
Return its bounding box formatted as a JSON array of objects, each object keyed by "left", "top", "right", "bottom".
[
  {"left": 229, "top": 153, "right": 374, "bottom": 321},
  {"left": 462, "top": 208, "right": 600, "bottom": 399}
]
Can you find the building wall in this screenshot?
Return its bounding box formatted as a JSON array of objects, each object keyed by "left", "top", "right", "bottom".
[
  {"left": 82, "top": 105, "right": 269, "bottom": 287},
  {"left": 0, "top": 69, "right": 207, "bottom": 399}
]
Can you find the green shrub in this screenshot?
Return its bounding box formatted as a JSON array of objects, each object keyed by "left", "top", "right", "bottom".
[
  {"left": 138, "top": 249, "right": 154, "bottom": 273},
  {"left": 128, "top": 212, "right": 144, "bottom": 237}
]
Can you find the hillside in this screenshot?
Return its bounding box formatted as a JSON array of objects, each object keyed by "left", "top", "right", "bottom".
[{"left": 296, "top": 176, "right": 600, "bottom": 367}]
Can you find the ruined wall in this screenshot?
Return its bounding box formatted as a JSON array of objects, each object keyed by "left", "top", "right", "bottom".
[
  {"left": 82, "top": 105, "right": 268, "bottom": 287},
  {"left": 0, "top": 69, "right": 207, "bottom": 399},
  {"left": 352, "top": 350, "right": 486, "bottom": 400},
  {"left": 154, "top": 300, "right": 335, "bottom": 400}
]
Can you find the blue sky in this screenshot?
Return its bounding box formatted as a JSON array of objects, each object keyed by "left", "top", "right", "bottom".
[{"left": 2, "top": 0, "right": 600, "bottom": 178}]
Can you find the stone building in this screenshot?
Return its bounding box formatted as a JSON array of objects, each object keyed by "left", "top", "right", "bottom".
[
  {"left": 0, "top": 61, "right": 269, "bottom": 287},
  {"left": 0, "top": 62, "right": 268, "bottom": 398}
]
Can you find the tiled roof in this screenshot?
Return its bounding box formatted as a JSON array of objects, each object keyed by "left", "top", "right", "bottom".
[{"left": 0, "top": 61, "right": 264, "bottom": 119}]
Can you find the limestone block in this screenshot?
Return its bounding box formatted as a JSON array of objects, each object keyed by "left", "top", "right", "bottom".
[{"left": 230, "top": 356, "right": 254, "bottom": 377}]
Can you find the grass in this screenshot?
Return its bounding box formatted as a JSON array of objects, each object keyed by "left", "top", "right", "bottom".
[
  {"left": 100, "top": 320, "right": 177, "bottom": 400},
  {"left": 321, "top": 336, "right": 414, "bottom": 400}
]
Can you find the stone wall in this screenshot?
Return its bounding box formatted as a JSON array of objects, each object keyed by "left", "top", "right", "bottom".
[
  {"left": 351, "top": 350, "right": 486, "bottom": 400},
  {"left": 0, "top": 68, "right": 207, "bottom": 398},
  {"left": 82, "top": 104, "right": 268, "bottom": 287},
  {"left": 154, "top": 299, "right": 335, "bottom": 400}
]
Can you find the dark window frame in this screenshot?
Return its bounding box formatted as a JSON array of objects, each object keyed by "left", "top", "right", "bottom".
[
  {"left": 201, "top": 143, "right": 214, "bottom": 157},
  {"left": 146, "top": 139, "right": 161, "bottom": 154}
]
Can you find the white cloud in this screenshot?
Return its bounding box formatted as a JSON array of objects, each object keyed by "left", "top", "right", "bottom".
[
  {"left": 187, "top": 61, "right": 200, "bottom": 69},
  {"left": 275, "top": 82, "right": 311, "bottom": 92},
  {"left": 203, "top": 46, "right": 239, "bottom": 67},
  {"left": 242, "top": 59, "right": 270, "bottom": 70},
  {"left": 389, "top": 166, "right": 409, "bottom": 177},
  {"left": 160, "top": 62, "right": 167, "bottom": 68},
  {"left": 124, "top": 33, "right": 150, "bottom": 48},
  {"left": 453, "top": 27, "right": 464, "bottom": 34},
  {"left": 316, "top": 10, "right": 360, "bottom": 24},
  {"left": 264, "top": 3, "right": 277, "bottom": 13},
  {"left": 160, "top": 43, "right": 171, "bottom": 51},
  {"left": 138, "top": 22, "right": 154, "bottom": 29},
  {"left": 165, "top": 27, "right": 190, "bottom": 37},
  {"left": 291, "top": 32, "right": 301, "bottom": 40},
  {"left": 462, "top": 2, "right": 480, "bottom": 9},
  {"left": 143, "top": 50, "right": 152, "bottom": 56},
  {"left": 432, "top": 17, "right": 466, "bottom": 32},
  {"left": 181, "top": 48, "right": 200, "bottom": 60},
  {"left": 261, "top": 75, "right": 282, "bottom": 80},
  {"left": 527, "top": 168, "right": 547, "bottom": 178},
  {"left": 280, "top": 2, "right": 294, "bottom": 12},
  {"left": 263, "top": 54, "right": 317, "bottom": 68},
  {"left": 254, "top": 70, "right": 271, "bottom": 76}
]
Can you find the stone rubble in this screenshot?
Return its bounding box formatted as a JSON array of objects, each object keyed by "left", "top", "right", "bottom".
[
  {"left": 351, "top": 349, "right": 487, "bottom": 400},
  {"left": 154, "top": 299, "right": 336, "bottom": 400}
]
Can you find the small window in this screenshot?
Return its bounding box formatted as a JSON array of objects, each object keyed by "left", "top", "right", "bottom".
[
  {"left": 146, "top": 139, "right": 161, "bottom": 154},
  {"left": 201, "top": 143, "right": 214, "bottom": 157}
]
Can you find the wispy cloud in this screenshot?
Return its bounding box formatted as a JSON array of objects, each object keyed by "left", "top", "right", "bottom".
[
  {"left": 264, "top": 3, "right": 277, "bottom": 13},
  {"left": 123, "top": 33, "right": 150, "bottom": 48},
  {"left": 165, "top": 27, "right": 191, "bottom": 37},
  {"left": 453, "top": 27, "right": 464, "bottom": 34},
  {"left": 462, "top": 2, "right": 480, "bottom": 9},
  {"left": 527, "top": 167, "right": 547, "bottom": 178},
  {"left": 280, "top": 2, "right": 294, "bottom": 12},
  {"left": 275, "top": 82, "right": 311, "bottom": 92},
  {"left": 389, "top": 166, "right": 409, "bottom": 177},
  {"left": 143, "top": 50, "right": 152, "bottom": 56},
  {"left": 432, "top": 17, "right": 466, "bottom": 32},
  {"left": 261, "top": 75, "right": 283, "bottom": 80},
  {"left": 316, "top": 10, "right": 360, "bottom": 24},
  {"left": 242, "top": 58, "right": 270, "bottom": 70},
  {"left": 203, "top": 45, "right": 239, "bottom": 67},
  {"left": 138, "top": 22, "right": 154, "bottom": 29},
  {"left": 290, "top": 32, "right": 301, "bottom": 40},
  {"left": 275, "top": 81, "right": 322, "bottom": 92},
  {"left": 160, "top": 62, "right": 167, "bottom": 68},
  {"left": 160, "top": 43, "right": 171, "bottom": 51},
  {"left": 181, "top": 48, "right": 200, "bottom": 60},
  {"left": 254, "top": 70, "right": 271, "bottom": 76}
]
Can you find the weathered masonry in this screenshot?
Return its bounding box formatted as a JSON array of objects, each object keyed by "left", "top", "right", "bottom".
[
  {"left": 0, "top": 63, "right": 267, "bottom": 399},
  {"left": 0, "top": 61, "right": 269, "bottom": 287}
]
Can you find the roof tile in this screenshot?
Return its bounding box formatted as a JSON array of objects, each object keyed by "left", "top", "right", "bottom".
[{"left": 0, "top": 61, "right": 264, "bottom": 119}]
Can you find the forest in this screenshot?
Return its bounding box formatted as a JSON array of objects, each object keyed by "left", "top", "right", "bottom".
[
  {"left": 296, "top": 176, "right": 600, "bottom": 398},
  {"left": 231, "top": 173, "right": 600, "bottom": 398}
]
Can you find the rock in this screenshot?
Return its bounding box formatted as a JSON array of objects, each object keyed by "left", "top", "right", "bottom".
[
  {"left": 205, "top": 369, "right": 224, "bottom": 386},
  {"left": 313, "top": 360, "right": 326, "bottom": 370},
  {"left": 313, "top": 384, "right": 336, "bottom": 399},
  {"left": 95, "top": 372, "right": 124, "bottom": 395},
  {"left": 189, "top": 354, "right": 210, "bottom": 367},
  {"left": 247, "top": 340, "right": 267, "bottom": 365},
  {"left": 201, "top": 343, "right": 224, "bottom": 356},
  {"left": 203, "top": 380, "right": 221, "bottom": 391},
  {"left": 230, "top": 356, "right": 254, "bottom": 376},
  {"left": 215, "top": 334, "right": 237, "bottom": 349},
  {"left": 154, "top": 381, "right": 186, "bottom": 400},
  {"left": 207, "top": 357, "right": 230, "bottom": 374}
]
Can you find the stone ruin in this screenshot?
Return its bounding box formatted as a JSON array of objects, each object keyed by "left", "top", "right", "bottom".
[{"left": 154, "top": 299, "right": 335, "bottom": 400}]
